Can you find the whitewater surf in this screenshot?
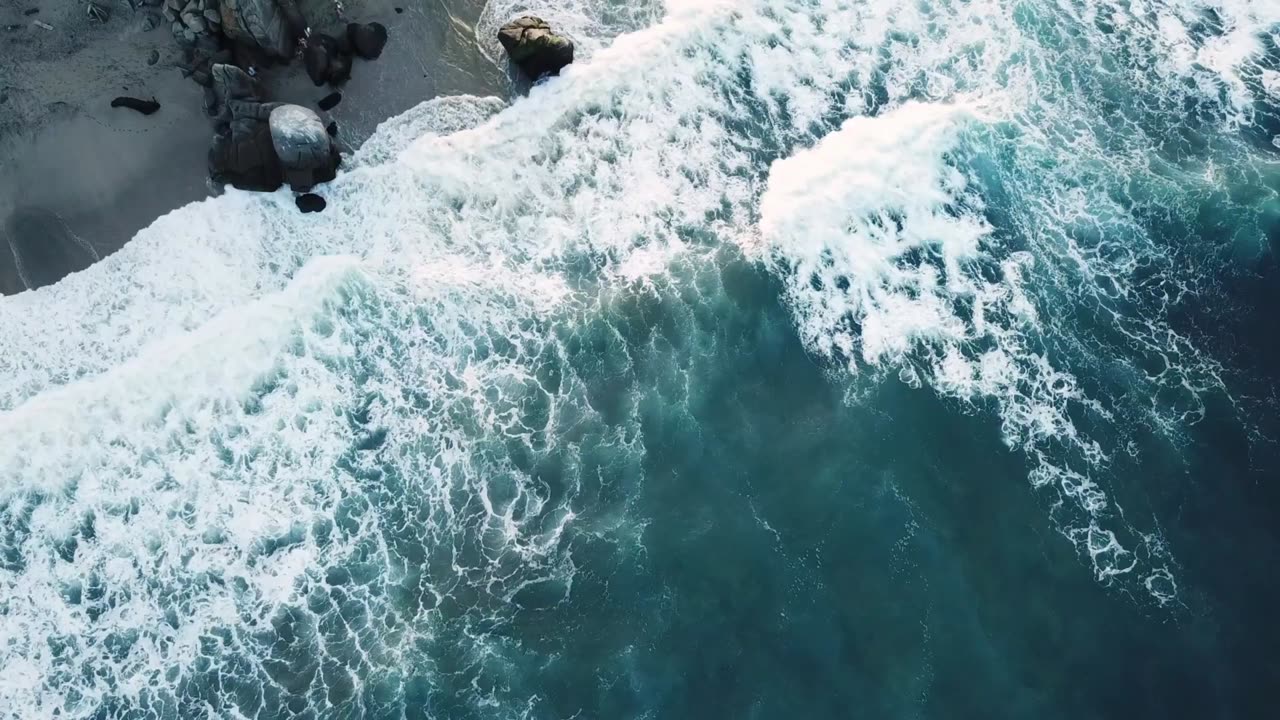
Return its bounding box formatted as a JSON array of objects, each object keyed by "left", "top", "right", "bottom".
[{"left": 1, "top": 0, "right": 1277, "bottom": 716}]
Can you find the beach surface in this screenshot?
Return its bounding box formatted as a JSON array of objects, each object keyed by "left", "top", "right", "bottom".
[{"left": 0, "top": 0, "right": 506, "bottom": 295}]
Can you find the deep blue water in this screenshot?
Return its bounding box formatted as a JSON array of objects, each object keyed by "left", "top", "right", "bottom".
[{"left": 0, "top": 0, "right": 1278, "bottom": 717}]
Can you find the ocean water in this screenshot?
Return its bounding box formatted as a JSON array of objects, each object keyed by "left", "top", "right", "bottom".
[{"left": 1, "top": 0, "right": 1278, "bottom": 717}]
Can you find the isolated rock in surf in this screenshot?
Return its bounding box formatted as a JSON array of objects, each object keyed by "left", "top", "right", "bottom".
[{"left": 498, "top": 16, "right": 574, "bottom": 79}]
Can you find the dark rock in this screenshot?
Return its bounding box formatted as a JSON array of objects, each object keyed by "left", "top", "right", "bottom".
[
  {"left": 147, "top": 49, "right": 160, "bottom": 65},
  {"left": 220, "top": 0, "right": 293, "bottom": 59},
  {"left": 325, "top": 121, "right": 337, "bottom": 137},
  {"left": 303, "top": 40, "right": 331, "bottom": 85},
  {"left": 23, "top": 8, "right": 39, "bottom": 16},
  {"left": 0, "top": 90, "right": 8, "bottom": 105},
  {"left": 207, "top": 62, "right": 266, "bottom": 126},
  {"left": 209, "top": 117, "right": 283, "bottom": 191},
  {"left": 275, "top": 0, "right": 306, "bottom": 40},
  {"left": 327, "top": 52, "right": 351, "bottom": 85},
  {"left": 191, "top": 69, "right": 212, "bottom": 87},
  {"left": 347, "top": 22, "right": 387, "bottom": 60},
  {"left": 317, "top": 92, "right": 341, "bottom": 111},
  {"left": 296, "top": 193, "right": 326, "bottom": 213},
  {"left": 497, "top": 16, "right": 574, "bottom": 79},
  {"left": 334, "top": 29, "right": 353, "bottom": 57},
  {"left": 270, "top": 104, "right": 340, "bottom": 190},
  {"left": 110, "top": 96, "right": 161, "bottom": 115},
  {"left": 207, "top": 65, "right": 285, "bottom": 191},
  {"left": 394, "top": 7, "right": 403, "bottom": 14}
]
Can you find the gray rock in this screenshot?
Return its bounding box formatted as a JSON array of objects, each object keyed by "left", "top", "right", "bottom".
[
  {"left": 208, "top": 64, "right": 286, "bottom": 191},
  {"left": 269, "top": 104, "right": 339, "bottom": 190},
  {"left": 497, "top": 16, "right": 574, "bottom": 79},
  {"left": 162, "top": 6, "right": 176, "bottom": 21},
  {"left": 148, "top": 49, "right": 160, "bottom": 65},
  {"left": 203, "top": 8, "right": 220, "bottom": 24},
  {"left": 220, "top": 0, "right": 293, "bottom": 59}
]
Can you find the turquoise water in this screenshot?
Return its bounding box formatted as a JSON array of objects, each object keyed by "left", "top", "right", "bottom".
[{"left": 1, "top": 0, "right": 1278, "bottom": 717}]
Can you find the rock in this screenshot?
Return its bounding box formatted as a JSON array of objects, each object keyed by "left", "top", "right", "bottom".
[
  {"left": 303, "top": 41, "right": 331, "bottom": 86},
  {"left": 327, "top": 52, "right": 351, "bottom": 84},
  {"left": 347, "top": 22, "right": 387, "bottom": 60},
  {"left": 275, "top": 0, "right": 306, "bottom": 40},
  {"left": 207, "top": 62, "right": 264, "bottom": 124},
  {"left": 270, "top": 104, "right": 339, "bottom": 190},
  {"left": 142, "top": 13, "right": 160, "bottom": 31},
  {"left": 187, "top": 16, "right": 206, "bottom": 33},
  {"left": 203, "top": 8, "right": 220, "bottom": 24},
  {"left": 162, "top": 5, "right": 176, "bottom": 21},
  {"left": 317, "top": 92, "right": 341, "bottom": 111},
  {"left": 110, "top": 96, "right": 161, "bottom": 115},
  {"left": 208, "top": 65, "right": 284, "bottom": 191},
  {"left": 394, "top": 7, "right": 403, "bottom": 14},
  {"left": 147, "top": 49, "right": 160, "bottom": 65},
  {"left": 296, "top": 193, "right": 326, "bottom": 213},
  {"left": 325, "top": 121, "right": 337, "bottom": 137},
  {"left": 220, "top": 0, "right": 293, "bottom": 59},
  {"left": 497, "top": 16, "right": 574, "bottom": 79},
  {"left": 210, "top": 116, "right": 283, "bottom": 191},
  {"left": 23, "top": 8, "right": 39, "bottom": 16}
]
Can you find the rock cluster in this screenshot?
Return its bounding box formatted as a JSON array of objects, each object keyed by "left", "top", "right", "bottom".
[
  {"left": 207, "top": 64, "right": 339, "bottom": 192},
  {"left": 161, "top": 0, "right": 223, "bottom": 46},
  {"left": 304, "top": 22, "right": 387, "bottom": 86}
]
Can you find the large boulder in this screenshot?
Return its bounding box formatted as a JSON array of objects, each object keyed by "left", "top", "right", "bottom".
[
  {"left": 347, "top": 22, "right": 387, "bottom": 60},
  {"left": 208, "top": 64, "right": 285, "bottom": 190},
  {"left": 220, "top": 0, "right": 294, "bottom": 59},
  {"left": 269, "top": 104, "right": 340, "bottom": 190},
  {"left": 497, "top": 16, "right": 574, "bottom": 79}
]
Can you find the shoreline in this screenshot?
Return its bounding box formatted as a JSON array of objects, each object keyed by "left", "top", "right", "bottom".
[{"left": 0, "top": 0, "right": 509, "bottom": 295}]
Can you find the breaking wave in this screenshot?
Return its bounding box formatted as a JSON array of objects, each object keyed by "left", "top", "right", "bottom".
[{"left": 0, "top": 0, "right": 1276, "bottom": 715}]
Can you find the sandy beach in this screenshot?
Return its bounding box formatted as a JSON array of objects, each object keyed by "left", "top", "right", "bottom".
[{"left": 0, "top": 0, "right": 507, "bottom": 295}]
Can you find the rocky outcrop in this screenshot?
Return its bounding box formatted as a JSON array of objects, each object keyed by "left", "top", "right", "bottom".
[
  {"left": 497, "top": 16, "right": 574, "bottom": 79},
  {"left": 220, "top": 0, "right": 294, "bottom": 59},
  {"left": 207, "top": 64, "right": 285, "bottom": 190},
  {"left": 269, "top": 104, "right": 339, "bottom": 190},
  {"left": 162, "top": 0, "right": 222, "bottom": 46}
]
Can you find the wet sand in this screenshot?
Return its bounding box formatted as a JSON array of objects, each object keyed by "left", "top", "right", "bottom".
[{"left": 0, "top": 0, "right": 507, "bottom": 295}]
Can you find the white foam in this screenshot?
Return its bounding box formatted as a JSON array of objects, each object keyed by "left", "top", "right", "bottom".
[{"left": 2, "top": 0, "right": 1274, "bottom": 712}]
